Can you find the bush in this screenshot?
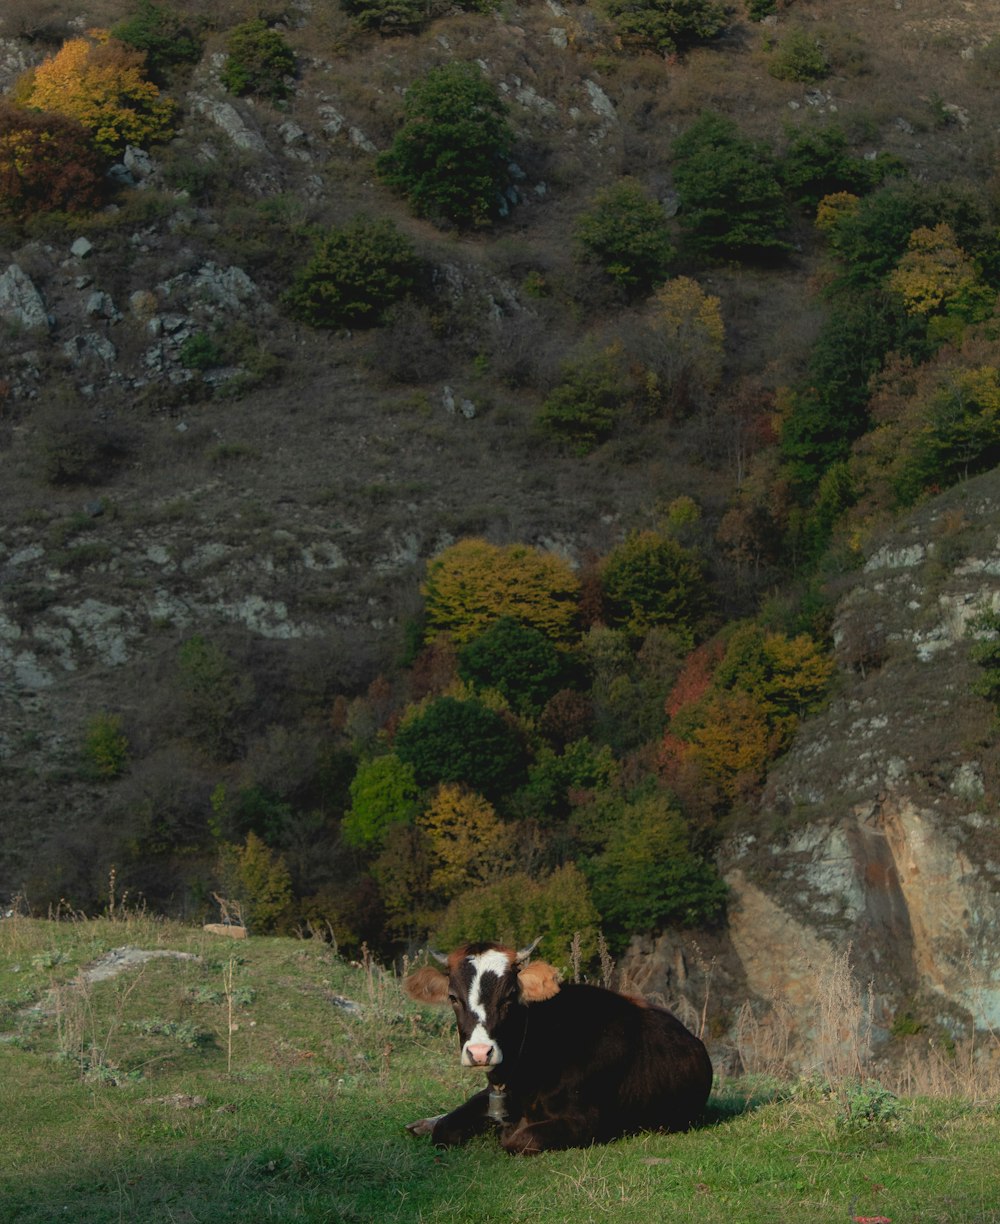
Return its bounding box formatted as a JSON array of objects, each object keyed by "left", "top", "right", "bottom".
[
  {"left": 574, "top": 179, "right": 674, "bottom": 299},
  {"left": 83, "top": 712, "right": 129, "bottom": 780},
  {"left": 767, "top": 27, "right": 829, "bottom": 82},
  {"left": 600, "top": 0, "right": 729, "bottom": 56},
  {"left": 283, "top": 216, "right": 419, "bottom": 330},
  {"left": 376, "top": 62, "right": 513, "bottom": 228},
  {"left": 340, "top": 0, "right": 427, "bottom": 34},
  {"left": 0, "top": 103, "right": 106, "bottom": 220},
  {"left": 393, "top": 696, "right": 528, "bottom": 798},
  {"left": 221, "top": 19, "right": 296, "bottom": 102},
  {"left": 15, "top": 33, "right": 175, "bottom": 157},
  {"left": 111, "top": 1, "right": 202, "bottom": 80},
  {"left": 672, "top": 112, "right": 791, "bottom": 261},
  {"left": 175, "top": 635, "right": 255, "bottom": 760},
  {"left": 538, "top": 345, "right": 630, "bottom": 455}
]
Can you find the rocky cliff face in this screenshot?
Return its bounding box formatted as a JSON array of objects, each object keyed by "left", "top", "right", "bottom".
[{"left": 629, "top": 470, "right": 1000, "bottom": 1055}]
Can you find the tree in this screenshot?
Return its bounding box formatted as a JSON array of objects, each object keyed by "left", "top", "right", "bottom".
[
  {"left": 0, "top": 103, "right": 105, "bottom": 219},
  {"left": 17, "top": 33, "right": 175, "bottom": 157},
  {"left": 672, "top": 112, "right": 791, "bottom": 261},
  {"left": 574, "top": 179, "right": 674, "bottom": 298},
  {"left": 640, "top": 276, "right": 724, "bottom": 414},
  {"left": 341, "top": 0, "right": 427, "bottom": 33},
  {"left": 538, "top": 345, "right": 631, "bottom": 454},
  {"left": 457, "top": 617, "right": 572, "bottom": 714},
  {"left": 83, "top": 711, "right": 129, "bottom": 780},
  {"left": 600, "top": 0, "right": 728, "bottom": 56},
  {"left": 175, "top": 635, "right": 255, "bottom": 760},
  {"left": 284, "top": 216, "right": 418, "bottom": 329},
  {"left": 218, "top": 831, "right": 293, "bottom": 933},
  {"left": 393, "top": 696, "right": 528, "bottom": 798},
  {"left": 111, "top": 1, "right": 202, "bottom": 81},
  {"left": 341, "top": 754, "right": 422, "bottom": 848},
  {"left": 888, "top": 223, "right": 989, "bottom": 323},
  {"left": 376, "top": 62, "right": 513, "bottom": 227},
  {"left": 585, "top": 792, "right": 726, "bottom": 943},
  {"left": 422, "top": 538, "right": 581, "bottom": 646},
  {"left": 779, "top": 124, "right": 886, "bottom": 213},
  {"left": 417, "top": 782, "right": 513, "bottom": 900},
  {"left": 221, "top": 19, "right": 296, "bottom": 101},
  {"left": 601, "top": 530, "right": 711, "bottom": 644}
]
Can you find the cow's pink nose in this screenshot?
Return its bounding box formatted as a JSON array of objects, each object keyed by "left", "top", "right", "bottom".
[{"left": 465, "top": 1043, "right": 493, "bottom": 1065}]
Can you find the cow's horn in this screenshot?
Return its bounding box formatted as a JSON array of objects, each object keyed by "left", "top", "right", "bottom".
[
  {"left": 430, "top": 948, "right": 448, "bottom": 965},
  {"left": 516, "top": 937, "right": 542, "bottom": 961}
]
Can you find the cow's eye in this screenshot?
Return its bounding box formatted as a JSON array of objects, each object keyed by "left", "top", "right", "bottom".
[{"left": 448, "top": 993, "right": 459, "bottom": 1006}]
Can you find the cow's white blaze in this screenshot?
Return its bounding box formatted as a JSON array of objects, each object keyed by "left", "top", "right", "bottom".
[{"left": 460, "top": 948, "right": 512, "bottom": 1066}]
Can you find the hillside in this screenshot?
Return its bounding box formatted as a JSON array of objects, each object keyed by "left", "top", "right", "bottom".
[{"left": 2, "top": 0, "right": 1000, "bottom": 1050}]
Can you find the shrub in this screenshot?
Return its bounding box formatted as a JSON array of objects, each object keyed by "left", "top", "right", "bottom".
[
  {"left": 83, "top": 712, "right": 129, "bottom": 780},
  {"left": 432, "top": 864, "right": 600, "bottom": 966},
  {"left": 221, "top": 19, "right": 296, "bottom": 102},
  {"left": 340, "top": 0, "right": 427, "bottom": 34},
  {"left": 178, "top": 332, "right": 223, "bottom": 370},
  {"left": 376, "top": 62, "right": 513, "bottom": 228},
  {"left": 457, "top": 617, "right": 572, "bottom": 714},
  {"left": 767, "top": 27, "right": 829, "bottom": 83},
  {"left": 175, "top": 634, "right": 255, "bottom": 760},
  {"left": 17, "top": 33, "right": 175, "bottom": 157},
  {"left": 342, "top": 754, "right": 422, "bottom": 849},
  {"left": 600, "top": 0, "right": 729, "bottom": 56},
  {"left": 574, "top": 179, "right": 674, "bottom": 299},
  {"left": 111, "top": 1, "right": 202, "bottom": 80},
  {"left": 672, "top": 112, "right": 791, "bottom": 261},
  {"left": 0, "top": 104, "right": 106, "bottom": 220},
  {"left": 393, "top": 696, "right": 528, "bottom": 798},
  {"left": 283, "top": 216, "right": 418, "bottom": 330},
  {"left": 422, "top": 538, "right": 581, "bottom": 646},
  {"left": 538, "top": 345, "right": 630, "bottom": 454},
  {"left": 601, "top": 529, "right": 711, "bottom": 644}
]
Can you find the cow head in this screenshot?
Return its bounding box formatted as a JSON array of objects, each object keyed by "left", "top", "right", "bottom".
[{"left": 406, "top": 941, "right": 560, "bottom": 1068}]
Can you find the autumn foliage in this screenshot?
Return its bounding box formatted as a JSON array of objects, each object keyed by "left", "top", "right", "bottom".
[
  {"left": 0, "top": 102, "right": 105, "bottom": 219},
  {"left": 17, "top": 32, "right": 175, "bottom": 157}
]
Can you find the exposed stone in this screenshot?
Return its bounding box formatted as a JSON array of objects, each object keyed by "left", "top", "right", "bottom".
[
  {"left": 71, "top": 237, "right": 94, "bottom": 259},
  {"left": 188, "top": 93, "right": 269, "bottom": 154},
  {"left": 0, "top": 265, "right": 48, "bottom": 329}
]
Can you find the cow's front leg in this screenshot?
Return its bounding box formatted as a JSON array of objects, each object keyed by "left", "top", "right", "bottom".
[{"left": 406, "top": 1088, "right": 494, "bottom": 1147}]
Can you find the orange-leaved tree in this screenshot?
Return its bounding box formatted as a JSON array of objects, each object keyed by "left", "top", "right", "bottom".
[
  {"left": 17, "top": 32, "right": 175, "bottom": 157},
  {"left": 0, "top": 102, "right": 106, "bottom": 218}
]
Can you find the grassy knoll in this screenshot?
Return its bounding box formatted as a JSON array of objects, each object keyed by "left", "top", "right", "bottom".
[{"left": 1, "top": 914, "right": 998, "bottom": 1223}]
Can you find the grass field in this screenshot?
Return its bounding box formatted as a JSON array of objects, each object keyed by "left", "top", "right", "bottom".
[{"left": 1, "top": 913, "right": 998, "bottom": 1223}]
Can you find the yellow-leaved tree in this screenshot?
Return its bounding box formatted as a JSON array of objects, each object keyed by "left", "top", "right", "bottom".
[
  {"left": 417, "top": 782, "right": 513, "bottom": 901},
  {"left": 422, "top": 538, "right": 581, "bottom": 646},
  {"left": 642, "top": 276, "right": 725, "bottom": 414},
  {"left": 888, "top": 223, "right": 981, "bottom": 318},
  {"left": 17, "top": 32, "right": 175, "bottom": 158}
]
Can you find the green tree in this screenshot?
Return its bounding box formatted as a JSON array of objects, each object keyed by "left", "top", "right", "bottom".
[
  {"left": 768, "top": 27, "right": 830, "bottom": 82},
  {"left": 340, "top": 0, "right": 427, "bottom": 33},
  {"left": 970, "top": 609, "right": 1000, "bottom": 717},
  {"left": 393, "top": 696, "right": 528, "bottom": 798},
  {"left": 221, "top": 19, "right": 296, "bottom": 102},
  {"left": 422, "top": 538, "right": 581, "bottom": 646},
  {"left": 671, "top": 112, "right": 791, "bottom": 261},
  {"left": 600, "top": 0, "right": 728, "bottom": 56},
  {"left": 284, "top": 216, "right": 418, "bottom": 329},
  {"left": 111, "top": 1, "right": 202, "bottom": 80},
  {"left": 586, "top": 792, "right": 726, "bottom": 944},
  {"left": 538, "top": 345, "right": 631, "bottom": 454},
  {"left": 341, "top": 754, "right": 422, "bottom": 848},
  {"left": 83, "top": 711, "right": 129, "bottom": 780},
  {"left": 601, "top": 530, "right": 711, "bottom": 644},
  {"left": 457, "top": 617, "right": 572, "bottom": 714},
  {"left": 779, "top": 124, "right": 886, "bottom": 213},
  {"left": 176, "top": 635, "right": 255, "bottom": 760},
  {"left": 376, "top": 62, "right": 513, "bottom": 227},
  {"left": 574, "top": 179, "right": 674, "bottom": 298}
]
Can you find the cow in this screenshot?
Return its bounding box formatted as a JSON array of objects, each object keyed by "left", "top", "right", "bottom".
[{"left": 404, "top": 940, "right": 713, "bottom": 1155}]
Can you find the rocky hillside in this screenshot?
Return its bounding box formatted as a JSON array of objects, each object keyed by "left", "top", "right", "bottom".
[
  {"left": 2, "top": 0, "right": 1000, "bottom": 1059},
  {"left": 629, "top": 467, "right": 1000, "bottom": 1055}
]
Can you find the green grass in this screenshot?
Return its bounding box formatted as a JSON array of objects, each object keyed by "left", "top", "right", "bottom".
[{"left": 1, "top": 916, "right": 999, "bottom": 1223}]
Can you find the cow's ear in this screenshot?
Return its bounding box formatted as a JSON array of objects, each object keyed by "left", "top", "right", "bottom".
[
  {"left": 405, "top": 965, "right": 451, "bottom": 1006},
  {"left": 518, "top": 960, "right": 560, "bottom": 1004}
]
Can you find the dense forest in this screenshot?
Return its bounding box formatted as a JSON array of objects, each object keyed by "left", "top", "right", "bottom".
[{"left": 2, "top": 0, "right": 999, "bottom": 965}]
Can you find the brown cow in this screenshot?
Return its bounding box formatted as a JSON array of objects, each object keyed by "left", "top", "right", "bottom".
[{"left": 405, "top": 941, "right": 712, "bottom": 1154}]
